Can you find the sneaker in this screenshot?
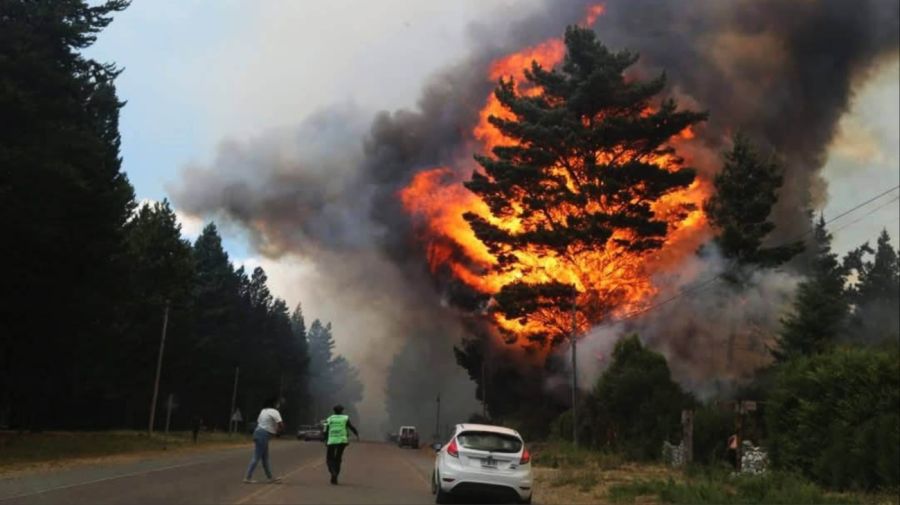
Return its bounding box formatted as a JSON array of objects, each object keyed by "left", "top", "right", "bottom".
[
  {"left": 268, "top": 477, "right": 283, "bottom": 484},
  {"left": 243, "top": 478, "right": 255, "bottom": 484}
]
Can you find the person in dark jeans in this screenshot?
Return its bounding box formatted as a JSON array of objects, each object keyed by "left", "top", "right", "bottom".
[{"left": 323, "top": 404, "right": 359, "bottom": 485}]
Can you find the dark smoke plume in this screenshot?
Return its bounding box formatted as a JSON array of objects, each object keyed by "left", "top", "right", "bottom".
[{"left": 171, "top": 0, "right": 899, "bottom": 424}]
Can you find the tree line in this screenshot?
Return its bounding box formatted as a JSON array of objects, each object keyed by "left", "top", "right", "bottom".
[{"left": 0, "top": 1, "right": 362, "bottom": 431}]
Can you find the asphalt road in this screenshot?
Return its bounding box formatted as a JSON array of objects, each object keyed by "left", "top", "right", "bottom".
[{"left": 0, "top": 440, "right": 436, "bottom": 504}]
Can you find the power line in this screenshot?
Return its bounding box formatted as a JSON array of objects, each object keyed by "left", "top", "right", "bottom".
[
  {"left": 613, "top": 184, "right": 900, "bottom": 323},
  {"left": 828, "top": 195, "right": 899, "bottom": 236}
]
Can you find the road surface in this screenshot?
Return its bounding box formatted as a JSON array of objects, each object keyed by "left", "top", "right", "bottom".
[{"left": 0, "top": 440, "right": 436, "bottom": 504}]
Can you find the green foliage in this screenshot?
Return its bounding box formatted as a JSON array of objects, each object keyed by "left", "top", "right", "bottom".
[
  {"left": 704, "top": 135, "right": 803, "bottom": 268},
  {"left": 773, "top": 216, "right": 849, "bottom": 361},
  {"left": 549, "top": 409, "right": 574, "bottom": 442},
  {"left": 766, "top": 346, "right": 900, "bottom": 490},
  {"left": 588, "top": 335, "right": 691, "bottom": 460},
  {"left": 692, "top": 404, "right": 733, "bottom": 466},
  {"left": 1, "top": 0, "right": 135, "bottom": 429},
  {"left": 608, "top": 472, "right": 854, "bottom": 505},
  {"left": 464, "top": 26, "right": 706, "bottom": 347},
  {"left": 844, "top": 229, "right": 900, "bottom": 344}
]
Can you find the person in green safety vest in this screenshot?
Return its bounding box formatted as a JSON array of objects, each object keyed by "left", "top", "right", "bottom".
[{"left": 323, "top": 404, "right": 359, "bottom": 485}]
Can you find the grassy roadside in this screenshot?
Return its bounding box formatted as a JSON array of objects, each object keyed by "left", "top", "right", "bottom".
[
  {"left": 0, "top": 430, "right": 249, "bottom": 475},
  {"left": 530, "top": 442, "right": 899, "bottom": 505}
]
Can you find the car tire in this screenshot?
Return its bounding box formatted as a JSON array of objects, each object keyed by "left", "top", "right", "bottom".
[
  {"left": 519, "top": 495, "right": 532, "bottom": 504},
  {"left": 434, "top": 473, "right": 452, "bottom": 504}
]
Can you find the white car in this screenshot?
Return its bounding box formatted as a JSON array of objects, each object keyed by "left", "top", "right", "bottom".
[{"left": 431, "top": 423, "right": 533, "bottom": 504}]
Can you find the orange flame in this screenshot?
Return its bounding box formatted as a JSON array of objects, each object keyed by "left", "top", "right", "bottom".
[{"left": 398, "top": 3, "right": 711, "bottom": 349}]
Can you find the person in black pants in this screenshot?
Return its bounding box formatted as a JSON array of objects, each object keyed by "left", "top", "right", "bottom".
[{"left": 323, "top": 405, "right": 359, "bottom": 484}]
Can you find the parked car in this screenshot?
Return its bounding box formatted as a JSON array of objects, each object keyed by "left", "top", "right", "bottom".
[
  {"left": 431, "top": 423, "right": 532, "bottom": 504},
  {"left": 398, "top": 425, "right": 419, "bottom": 449},
  {"left": 296, "top": 423, "right": 326, "bottom": 441}
]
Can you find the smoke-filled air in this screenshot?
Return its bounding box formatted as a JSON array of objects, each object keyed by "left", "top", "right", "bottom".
[{"left": 169, "top": 0, "right": 899, "bottom": 434}]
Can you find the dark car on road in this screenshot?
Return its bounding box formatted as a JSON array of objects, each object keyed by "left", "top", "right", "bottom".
[
  {"left": 398, "top": 425, "right": 419, "bottom": 449},
  {"left": 297, "top": 423, "right": 326, "bottom": 441}
]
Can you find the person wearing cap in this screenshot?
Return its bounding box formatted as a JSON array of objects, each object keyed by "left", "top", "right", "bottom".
[{"left": 323, "top": 404, "right": 359, "bottom": 485}]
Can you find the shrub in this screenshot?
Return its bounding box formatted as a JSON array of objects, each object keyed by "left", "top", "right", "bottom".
[
  {"left": 692, "top": 403, "right": 733, "bottom": 465},
  {"left": 589, "top": 335, "right": 691, "bottom": 460},
  {"left": 766, "top": 346, "right": 900, "bottom": 490}
]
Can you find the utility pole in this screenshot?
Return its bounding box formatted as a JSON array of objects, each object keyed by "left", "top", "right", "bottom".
[
  {"left": 682, "top": 409, "right": 694, "bottom": 464},
  {"left": 481, "top": 358, "right": 487, "bottom": 419},
  {"left": 229, "top": 365, "right": 240, "bottom": 434},
  {"left": 571, "top": 299, "right": 578, "bottom": 448},
  {"left": 435, "top": 394, "right": 441, "bottom": 441},
  {"left": 165, "top": 393, "right": 175, "bottom": 436},
  {"left": 148, "top": 300, "right": 170, "bottom": 435}
]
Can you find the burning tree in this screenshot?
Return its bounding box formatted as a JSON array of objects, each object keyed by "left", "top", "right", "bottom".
[{"left": 463, "top": 26, "right": 707, "bottom": 347}]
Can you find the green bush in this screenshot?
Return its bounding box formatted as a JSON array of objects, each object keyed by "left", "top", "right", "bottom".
[
  {"left": 766, "top": 346, "right": 900, "bottom": 490},
  {"left": 588, "top": 335, "right": 691, "bottom": 460},
  {"left": 692, "top": 403, "right": 733, "bottom": 465},
  {"left": 549, "top": 409, "right": 573, "bottom": 442}
]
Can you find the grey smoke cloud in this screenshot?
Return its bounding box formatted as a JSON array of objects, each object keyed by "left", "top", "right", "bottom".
[{"left": 171, "top": 0, "right": 899, "bottom": 423}]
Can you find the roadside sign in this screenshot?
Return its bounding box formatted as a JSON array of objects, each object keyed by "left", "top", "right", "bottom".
[{"left": 231, "top": 409, "right": 243, "bottom": 422}]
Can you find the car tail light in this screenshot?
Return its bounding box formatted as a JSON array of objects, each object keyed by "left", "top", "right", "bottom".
[
  {"left": 520, "top": 447, "right": 531, "bottom": 465},
  {"left": 447, "top": 438, "right": 459, "bottom": 457}
]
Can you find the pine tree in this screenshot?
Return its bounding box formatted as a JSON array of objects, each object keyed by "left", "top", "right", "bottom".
[
  {"left": 118, "top": 199, "right": 195, "bottom": 427},
  {"left": 190, "top": 223, "right": 242, "bottom": 425},
  {"left": 704, "top": 135, "right": 803, "bottom": 268},
  {"left": 306, "top": 319, "right": 362, "bottom": 419},
  {"left": 844, "top": 229, "right": 900, "bottom": 343},
  {"left": 464, "top": 26, "right": 706, "bottom": 346},
  {"left": 1, "top": 0, "right": 134, "bottom": 428},
  {"left": 772, "top": 216, "right": 848, "bottom": 361}
]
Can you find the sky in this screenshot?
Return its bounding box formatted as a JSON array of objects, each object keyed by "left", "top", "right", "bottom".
[{"left": 88, "top": 1, "right": 899, "bottom": 356}]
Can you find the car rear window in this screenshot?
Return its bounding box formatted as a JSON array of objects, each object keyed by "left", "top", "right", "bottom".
[{"left": 457, "top": 431, "right": 522, "bottom": 453}]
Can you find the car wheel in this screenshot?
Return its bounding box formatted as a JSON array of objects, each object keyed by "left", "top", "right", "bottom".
[
  {"left": 519, "top": 495, "right": 532, "bottom": 504},
  {"left": 434, "top": 474, "right": 452, "bottom": 504}
]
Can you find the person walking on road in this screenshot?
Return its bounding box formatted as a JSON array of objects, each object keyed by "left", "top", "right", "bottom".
[
  {"left": 244, "top": 397, "right": 284, "bottom": 484},
  {"left": 324, "top": 404, "right": 359, "bottom": 485}
]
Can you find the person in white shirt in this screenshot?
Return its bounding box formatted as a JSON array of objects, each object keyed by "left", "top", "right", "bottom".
[{"left": 244, "top": 396, "right": 284, "bottom": 483}]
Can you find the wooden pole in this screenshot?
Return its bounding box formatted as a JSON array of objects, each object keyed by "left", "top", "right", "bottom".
[
  {"left": 165, "top": 393, "right": 174, "bottom": 436},
  {"left": 571, "top": 300, "right": 578, "bottom": 448},
  {"left": 682, "top": 409, "right": 694, "bottom": 465},
  {"left": 148, "top": 301, "right": 170, "bottom": 435},
  {"left": 229, "top": 366, "right": 239, "bottom": 434}
]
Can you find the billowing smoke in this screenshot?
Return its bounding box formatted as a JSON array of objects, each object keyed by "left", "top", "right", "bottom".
[
  {"left": 171, "top": 0, "right": 899, "bottom": 426},
  {"left": 567, "top": 246, "right": 802, "bottom": 400}
]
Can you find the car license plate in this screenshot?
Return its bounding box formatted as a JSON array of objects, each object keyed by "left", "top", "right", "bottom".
[{"left": 481, "top": 457, "right": 497, "bottom": 468}]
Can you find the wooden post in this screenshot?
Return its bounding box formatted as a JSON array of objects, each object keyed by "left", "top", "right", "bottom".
[
  {"left": 681, "top": 409, "right": 694, "bottom": 465},
  {"left": 148, "top": 301, "right": 170, "bottom": 435},
  {"left": 571, "top": 300, "right": 578, "bottom": 448},
  {"left": 735, "top": 402, "right": 744, "bottom": 472},
  {"left": 164, "top": 393, "right": 174, "bottom": 435}
]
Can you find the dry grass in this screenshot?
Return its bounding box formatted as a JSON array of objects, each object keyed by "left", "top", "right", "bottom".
[
  {"left": 0, "top": 430, "right": 248, "bottom": 476},
  {"left": 531, "top": 442, "right": 680, "bottom": 505},
  {"left": 531, "top": 443, "right": 896, "bottom": 505}
]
